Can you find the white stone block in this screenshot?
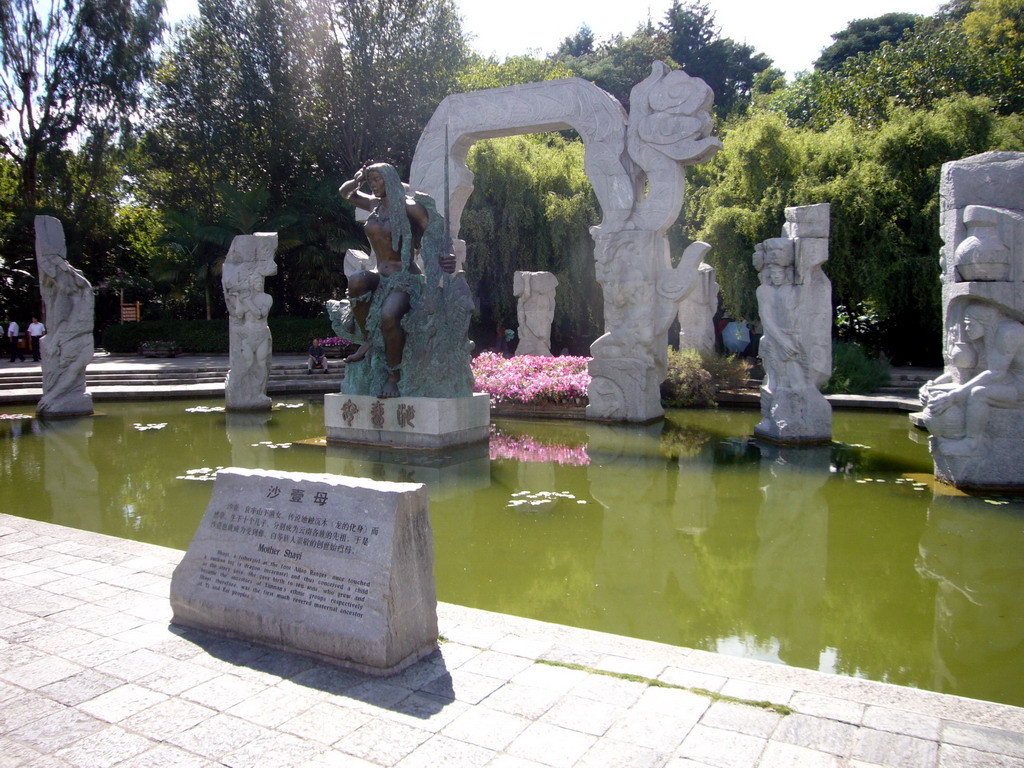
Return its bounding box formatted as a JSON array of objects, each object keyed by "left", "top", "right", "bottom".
[
  {"left": 324, "top": 393, "right": 490, "bottom": 449},
  {"left": 170, "top": 467, "right": 438, "bottom": 675}
]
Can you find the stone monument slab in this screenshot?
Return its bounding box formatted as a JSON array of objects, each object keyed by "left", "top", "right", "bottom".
[
  {"left": 170, "top": 467, "right": 438, "bottom": 676},
  {"left": 324, "top": 392, "right": 490, "bottom": 449}
]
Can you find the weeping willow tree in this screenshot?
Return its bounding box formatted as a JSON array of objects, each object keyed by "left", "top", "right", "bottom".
[{"left": 459, "top": 133, "right": 602, "bottom": 354}]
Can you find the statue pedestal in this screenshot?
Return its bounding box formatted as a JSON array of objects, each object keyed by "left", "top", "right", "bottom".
[{"left": 325, "top": 393, "right": 490, "bottom": 449}]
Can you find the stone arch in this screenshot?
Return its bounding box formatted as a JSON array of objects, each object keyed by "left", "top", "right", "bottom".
[{"left": 409, "top": 77, "right": 635, "bottom": 244}]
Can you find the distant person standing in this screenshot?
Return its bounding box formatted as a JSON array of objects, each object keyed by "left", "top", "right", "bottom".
[
  {"left": 27, "top": 317, "right": 45, "bottom": 362},
  {"left": 7, "top": 319, "right": 25, "bottom": 362}
]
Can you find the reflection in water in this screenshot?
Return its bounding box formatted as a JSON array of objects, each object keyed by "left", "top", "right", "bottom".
[
  {"left": 489, "top": 425, "right": 589, "bottom": 465},
  {"left": 40, "top": 417, "right": 99, "bottom": 531},
  {"left": 917, "top": 494, "right": 1024, "bottom": 705},
  {"left": 225, "top": 411, "right": 274, "bottom": 471},
  {"left": 1, "top": 400, "right": 1023, "bottom": 706},
  {"left": 750, "top": 444, "right": 830, "bottom": 670}
]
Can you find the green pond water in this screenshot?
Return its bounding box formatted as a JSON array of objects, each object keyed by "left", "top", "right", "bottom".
[{"left": 2, "top": 397, "right": 1023, "bottom": 708}]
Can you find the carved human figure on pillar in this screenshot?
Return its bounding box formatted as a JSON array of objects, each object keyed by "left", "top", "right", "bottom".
[
  {"left": 513, "top": 271, "right": 558, "bottom": 356},
  {"left": 752, "top": 211, "right": 832, "bottom": 443},
  {"left": 677, "top": 262, "right": 719, "bottom": 353},
  {"left": 223, "top": 233, "right": 277, "bottom": 411},
  {"left": 34, "top": 216, "right": 94, "bottom": 417},
  {"left": 919, "top": 301, "right": 1024, "bottom": 453}
]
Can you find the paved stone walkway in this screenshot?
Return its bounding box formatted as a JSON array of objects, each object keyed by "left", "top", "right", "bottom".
[{"left": 2, "top": 513, "right": 1023, "bottom": 767}]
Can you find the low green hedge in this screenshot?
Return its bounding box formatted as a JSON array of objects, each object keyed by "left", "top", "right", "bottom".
[{"left": 102, "top": 317, "right": 336, "bottom": 354}]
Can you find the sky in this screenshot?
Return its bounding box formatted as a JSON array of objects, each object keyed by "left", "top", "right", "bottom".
[{"left": 164, "top": 0, "right": 945, "bottom": 78}]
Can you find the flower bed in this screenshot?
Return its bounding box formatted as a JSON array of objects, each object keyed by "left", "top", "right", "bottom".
[
  {"left": 472, "top": 352, "right": 590, "bottom": 406},
  {"left": 319, "top": 337, "right": 358, "bottom": 358}
]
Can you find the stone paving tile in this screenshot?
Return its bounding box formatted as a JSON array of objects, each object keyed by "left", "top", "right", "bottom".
[
  {"left": 115, "top": 743, "right": 222, "bottom": 768},
  {"left": 394, "top": 733, "right": 495, "bottom": 768},
  {"left": 539, "top": 694, "right": 625, "bottom": 736},
  {"left": 279, "top": 700, "right": 371, "bottom": 744},
  {"left": 773, "top": 713, "right": 859, "bottom": 757},
  {"left": 180, "top": 671, "right": 268, "bottom": 710},
  {"left": 384, "top": 691, "right": 470, "bottom": 733},
  {"left": 0, "top": 692, "right": 67, "bottom": 733},
  {"left": 539, "top": 644, "right": 607, "bottom": 669},
  {"left": 58, "top": 636, "right": 135, "bottom": 668},
  {"left": 47, "top": 602, "right": 118, "bottom": 627},
  {"left": 937, "top": 743, "right": 1024, "bottom": 767},
  {"left": 421, "top": 668, "right": 506, "bottom": 705},
  {"left": 718, "top": 678, "right": 795, "bottom": 707},
  {"left": 594, "top": 653, "right": 667, "bottom": 680},
  {"left": 0, "top": 640, "right": 49, "bottom": 671},
  {"left": 221, "top": 728, "right": 327, "bottom": 768},
  {"left": 37, "top": 668, "right": 124, "bottom": 706},
  {"left": 77, "top": 682, "right": 168, "bottom": 723},
  {"left": 480, "top": 682, "right": 563, "bottom": 720},
  {"left": 851, "top": 727, "right": 939, "bottom": 767},
  {"left": 120, "top": 697, "right": 217, "bottom": 741},
  {"left": 505, "top": 721, "right": 598, "bottom": 768},
  {"left": 790, "top": 691, "right": 866, "bottom": 725},
  {"left": 226, "top": 684, "right": 319, "bottom": 728},
  {"left": 51, "top": 724, "right": 152, "bottom": 768},
  {"left": 334, "top": 717, "right": 432, "bottom": 765},
  {"left": 490, "top": 634, "right": 553, "bottom": 660},
  {"left": 134, "top": 657, "right": 220, "bottom": 696},
  {"left": 386, "top": 659, "right": 448, "bottom": 692},
  {"left": 574, "top": 738, "right": 671, "bottom": 768},
  {"left": 0, "top": 737, "right": 69, "bottom": 768},
  {"left": 95, "top": 647, "right": 180, "bottom": 682},
  {"left": 0, "top": 655, "right": 83, "bottom": 690},
  {"left": 699, "top": 699, "right": 782, "bottom": 739},
  {"left": 167, "top": 712, "right": 267, "bottom": 760},
  {"left": 675, "top": 723, "right": 767, "bottom": 768},
  {"left": 345, "top": 679, "right": 419, "bottom": 711},
  {"left": 757, "top": 741, "right": 843, "bottom": 767},
  {"left": 435, "top": 641, "right": 483, "bottom": 670},
  {"left": 659, "top": 666, "right": 728, "bottom": 694},
  {"left": 862, "top": 705, "right": 942, "bottom": 740},
  {"left": 459, "top": 649, "right": 536, "bottom": 681},
  {"left": 441, "top": 623, "right": 506, "bottom": 650},
  {"left": 603, "top": 710, "right": 695, "bottom": 753},
  {"left": 510, "top": 663, "right": 589, "bottom": 694},
  {"left": 75, "top": 610, "right": 145, "bottom": 637},
  {"left": 442, "top": 706, "right": 532, "bottom": 751},
  {"left": 943, "top": 719, "right": 1024, "bottom": 758},
  {"left": 297, "top": 750, "right": 380, "bottom": 767},
  {"left": 569, "top": 672, "right": 648, "bottom": 707},
  {"left": 633, "top": 686, "right": 712, "bottom": 720},
  {"left": 287, "top": 665, "right": 365, "bottom": 698},
  {"left": 7, "top": 706, "right": 107, "bottom": 752}
]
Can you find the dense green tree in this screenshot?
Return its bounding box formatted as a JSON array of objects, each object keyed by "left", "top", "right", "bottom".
[
  {"left": 0, "top": 0, "right": 164, "bottom": 208},
  {"left": 458, "top": 54, "right": 573, "bottom": 91},
  {"left": 660, "top": 1, "right": 772, "bottom": 115},
  {"left": 558, "top": 25, "right": 594, "bottom": 58},
  {"left": 566, "top": 22, "right": 671, "bottom": 108},
  {"left": 459, "top": 134, "right": 601, "bottom": 354},
  {"left": 685, "top": 96, "right": 1021, "bottom": 365},
  {"left": 813, "top": 13, "right": 921, "bottom": 72}
]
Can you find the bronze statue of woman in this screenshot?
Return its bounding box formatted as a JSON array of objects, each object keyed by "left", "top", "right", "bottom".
[{"left": 337, "top": 162, "right": 456, "bottom": 398}]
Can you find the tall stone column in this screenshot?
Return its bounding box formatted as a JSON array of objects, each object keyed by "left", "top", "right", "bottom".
[
  {"left": 223, "top": 233, "right": 278, "bottom": 411},
  {"left": 34, "top": 216, "right": 94, "bottom": 418},
  {"left": 914, "top": 152, "right": 1024, "bottom": 489},
  {"left": 752, "top": 204, "right": 832, "bottom": 443}
]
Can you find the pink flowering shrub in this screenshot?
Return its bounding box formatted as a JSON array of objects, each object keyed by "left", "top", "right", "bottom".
[{"left": 472, "top": 352, "right": 590, "bottom": 406}]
